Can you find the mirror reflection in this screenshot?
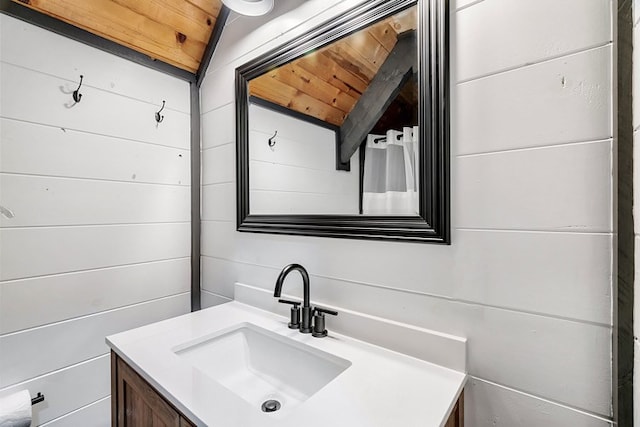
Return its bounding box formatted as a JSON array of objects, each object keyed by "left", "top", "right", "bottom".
[{"left": 247, "top": 5, "right": 418, "bottom": 216}]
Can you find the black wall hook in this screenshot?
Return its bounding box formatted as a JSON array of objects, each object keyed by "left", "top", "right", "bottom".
[
  {"left": 268, "top": 130, "right": 277, "bottom": 147},
  {"left": 72, "top": 75, "right": 83, "bottom": 103},
  {"left": 31, "top": 392, "right": 45, "bottom": 405},
  {"left": 155, "top": 100, "right": 165, "bottom": 123}
]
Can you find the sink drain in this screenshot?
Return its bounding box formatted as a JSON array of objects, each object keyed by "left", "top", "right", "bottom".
[{"left": 261, "top": 399, "right": 281, "bottom": 413}]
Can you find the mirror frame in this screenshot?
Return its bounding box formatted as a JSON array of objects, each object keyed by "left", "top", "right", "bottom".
[{"left": 236, "top": 0, "right": 449, "bottom": 243}]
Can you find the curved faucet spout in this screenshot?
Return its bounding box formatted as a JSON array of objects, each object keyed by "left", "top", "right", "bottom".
[
  {"left": 274, "top": 263, "right": 310, "bottom": 308},
  {"left": 274, "top": 263, "right": 313, "bottom": 333}
]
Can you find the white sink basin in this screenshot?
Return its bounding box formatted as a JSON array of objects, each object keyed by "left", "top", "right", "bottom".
[{"left": 173, "top": 323, "right": 351, "bottom": 415}]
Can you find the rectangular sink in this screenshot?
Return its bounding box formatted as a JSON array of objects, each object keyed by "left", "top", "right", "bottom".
[{"left": 173, "top": 323, "right": 351, "bottom": 414}]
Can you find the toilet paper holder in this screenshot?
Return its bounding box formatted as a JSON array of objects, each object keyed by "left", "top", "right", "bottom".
[{"left": 31, "top": 393, "right": 44, "bottom": 405}]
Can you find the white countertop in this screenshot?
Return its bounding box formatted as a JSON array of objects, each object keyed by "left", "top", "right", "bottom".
[{"left": 107, "top": 301, "right": 466, "bottom": 427}]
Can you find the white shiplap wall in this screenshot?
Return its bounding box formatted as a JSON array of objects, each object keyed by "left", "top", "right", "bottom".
[
  {"left": 199, "top": 0, "right": 613, "bottom": 425},
  {"left": 0, "top": 15, "right": 191, "bottom": 426},
  {"left": 249, "top": 103, "right": 359, "bottom": 215}
]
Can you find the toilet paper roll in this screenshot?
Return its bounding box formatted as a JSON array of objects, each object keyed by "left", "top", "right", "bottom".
[{"left": 0, "top": 390, "right": 32, "bottom": 427}]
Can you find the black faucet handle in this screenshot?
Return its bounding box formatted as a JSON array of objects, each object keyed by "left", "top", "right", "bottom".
[
  {"left": 278, "top": 299, "right": 301, "bottom": 329},
  {"left": 314, "top": 306, "right": 338, "bottom": 316},
  {"left": 312, "top": 306, "right": 338, "bottom": 338},
  {"left": 278, "top": 298, "right": 301, "bottom": 307}
]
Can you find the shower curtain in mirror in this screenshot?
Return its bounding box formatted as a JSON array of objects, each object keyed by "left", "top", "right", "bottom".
[{"left": 362, "top": 126, "right": 419, "bottom": 215}]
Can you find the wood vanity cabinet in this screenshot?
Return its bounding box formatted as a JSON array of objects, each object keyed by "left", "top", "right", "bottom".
[
  {"left": 444, "top": 391, "right": 464, "bottom": 427},
  {"left": 111, "top": 352, "right": 195, "bottom": 427},
  {"left": 112, "top": 351, "right": 464, "bottom": 427}
]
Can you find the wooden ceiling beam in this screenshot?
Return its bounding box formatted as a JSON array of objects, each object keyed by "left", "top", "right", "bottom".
[{"left": 196, "top": 4, "right": 228, "bottom": 85}]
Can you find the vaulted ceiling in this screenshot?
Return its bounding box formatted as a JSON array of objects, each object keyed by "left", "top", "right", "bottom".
[
  {"left": 248, "top": 6, "right": 417, "bottom": 127},
  {"left": 10, "top": 0, "right": 223, "bottom": 73}
]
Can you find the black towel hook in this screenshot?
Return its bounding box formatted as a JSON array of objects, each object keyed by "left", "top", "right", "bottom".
[
  {"left": 31, "top": 392, "right": 45, "bottom": 405},
  {"left": 155, "top": 100, "right": 166, "bottom": 123},
  {"left": 72, "top": 75, "right": 83, "bottom": 103},
  {"left": 268, "top": 130, "right": 277, "bottom": 147}
]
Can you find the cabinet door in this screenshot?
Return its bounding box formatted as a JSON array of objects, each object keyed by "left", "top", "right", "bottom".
[
  {"left": 112, "top": 352, "right": 193, "bottom": 427},
  {"left": 444, "top": 391, "right": 464, "bottom": 427}
]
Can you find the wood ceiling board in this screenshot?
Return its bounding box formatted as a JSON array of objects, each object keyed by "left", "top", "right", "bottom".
[
  {"left": 247, "top": 5, "right": 416, "bottom": 127},
  {"left": 11, "top": 0, "right": 222, "bottom": 73},
  {"left": 340, "top": 34, "right": 417, "bottom": 163},
  {"left": 250, "top": 51, "right": 363, "bottom": 125},
  {"left": 13, "top": 0, "right": 203, "bottom": 72},
  {"left": 322, "top": 47, "right": 374, "bottom": 83},
  {"left": 249, "top": 78, "right": 346, "bottom": 126},
  {"left": 367, "top": 21, "right": 399, "bottom": 52},
  {"left": 268, "top": 63, "right": 358, "bottom": 114},
  {"left": 343, "top": 30, "right": 391, "bottom": 70},
  {"left": 398, "top": 77, "right": 418, "bottom": 106},
  {"left": 389, "top": 7, "right": 417, "bottom": 34},
  {"left": 321, "top": 41, "right": 377, "bottom": 81},
  {"left": 110, "top": 0, "right": 217, "bottom": 44},
  {"left": 183, "top": 0, "right": 222, "bottom": 15},
  {"left": 296, "top": 52, "right": 368, "bottom": 96}
]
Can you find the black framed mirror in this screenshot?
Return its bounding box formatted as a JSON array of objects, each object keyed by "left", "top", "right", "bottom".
[{"left": 236, "top": 0, "right": 449, "bottom": 243}]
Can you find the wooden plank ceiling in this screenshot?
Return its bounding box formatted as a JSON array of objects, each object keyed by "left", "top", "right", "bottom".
[
  {"left": 11, "top": 0, "right": 223, "bottom": 73},
  {"left": 249, "top": 6, "right": 417, "bottom": 127}
]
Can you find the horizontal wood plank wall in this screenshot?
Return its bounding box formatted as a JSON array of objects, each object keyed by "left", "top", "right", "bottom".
[
  {"left": 199, "top": 0, "right": 614, "bottom": 425},
  {"left": 40, "top": 397, "right": 111, "bottom": 427},
  {"left": 248, "top": 104, "right": 359, "bottom": 215},
  {"left": 0, "top": 15, "right": 191, "bottom": 426}
]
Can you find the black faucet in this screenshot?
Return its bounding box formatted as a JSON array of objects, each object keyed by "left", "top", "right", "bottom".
[{"left": 274, "top": 263, "right": 312, "bottom": 333}]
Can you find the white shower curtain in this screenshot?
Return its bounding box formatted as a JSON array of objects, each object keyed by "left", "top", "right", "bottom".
[{"left": 362, "top": 126, "right": 419, "bottom": 215}]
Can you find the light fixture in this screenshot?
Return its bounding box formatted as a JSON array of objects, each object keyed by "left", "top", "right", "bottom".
[{"left": 222, "top": 0, "right": 274, "bottom": 16}]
